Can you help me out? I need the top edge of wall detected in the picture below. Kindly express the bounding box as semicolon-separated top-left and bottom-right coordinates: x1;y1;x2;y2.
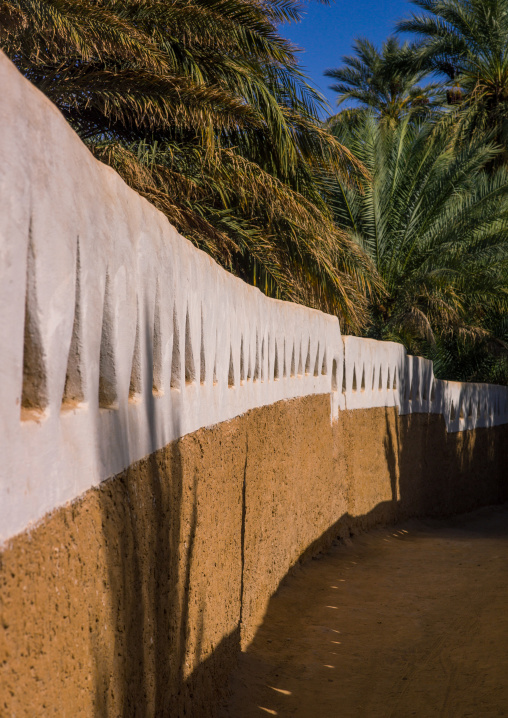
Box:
0;50;507;544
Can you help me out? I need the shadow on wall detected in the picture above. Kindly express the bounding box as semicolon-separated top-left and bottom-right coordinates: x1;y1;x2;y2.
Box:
88;366;507;717
93;311;219;716
329;403;507;540
392;408;507;522
92;439;248;718
321;411;504;555
0;357;504;716
91;304;252;717
92;444;224;717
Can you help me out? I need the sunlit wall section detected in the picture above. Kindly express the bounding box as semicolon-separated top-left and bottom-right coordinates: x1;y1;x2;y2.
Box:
1;49;507;546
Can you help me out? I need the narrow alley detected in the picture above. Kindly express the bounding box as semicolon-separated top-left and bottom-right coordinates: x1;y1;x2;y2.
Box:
223;505;508;718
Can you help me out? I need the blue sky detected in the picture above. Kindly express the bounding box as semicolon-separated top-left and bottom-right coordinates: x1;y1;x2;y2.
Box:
280;0;414;114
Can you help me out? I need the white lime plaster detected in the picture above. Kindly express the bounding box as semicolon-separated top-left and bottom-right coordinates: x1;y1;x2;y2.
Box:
341;336;508;432
0;51;507;544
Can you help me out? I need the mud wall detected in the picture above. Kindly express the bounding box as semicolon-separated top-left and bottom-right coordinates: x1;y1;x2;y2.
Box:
1;49;507;717
1;396;506;717
1;49;508;549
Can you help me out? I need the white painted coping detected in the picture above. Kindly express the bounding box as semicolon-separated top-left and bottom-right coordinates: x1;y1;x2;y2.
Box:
341;337;508;432
0;51;507;544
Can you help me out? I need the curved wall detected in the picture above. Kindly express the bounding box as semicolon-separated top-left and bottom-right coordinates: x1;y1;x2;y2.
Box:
0;51;507;547
0;52;340;545
0;398;506;718
0;51;507;717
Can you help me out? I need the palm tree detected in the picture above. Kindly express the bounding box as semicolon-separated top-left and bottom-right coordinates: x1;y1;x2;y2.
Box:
431;317;508;385
398;0;508;157
327;111;508;379
324;37;439;125
0;0;376;330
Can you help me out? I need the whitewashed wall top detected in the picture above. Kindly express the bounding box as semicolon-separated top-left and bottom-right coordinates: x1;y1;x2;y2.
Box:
1;52;507;544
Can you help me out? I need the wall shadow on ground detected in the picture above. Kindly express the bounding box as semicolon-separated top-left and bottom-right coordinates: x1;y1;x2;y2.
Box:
268;408;507;593
2;397;505;715
221;505;508;718
90;398;507;718
216;408;507;718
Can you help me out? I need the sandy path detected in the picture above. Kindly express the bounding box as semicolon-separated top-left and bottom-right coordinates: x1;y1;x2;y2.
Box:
221;505;508;718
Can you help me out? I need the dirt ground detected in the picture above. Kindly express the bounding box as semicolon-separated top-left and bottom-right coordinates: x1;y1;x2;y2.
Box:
221;505;508;718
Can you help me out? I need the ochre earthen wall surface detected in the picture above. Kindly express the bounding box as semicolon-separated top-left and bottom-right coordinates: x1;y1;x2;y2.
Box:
1;397;506;717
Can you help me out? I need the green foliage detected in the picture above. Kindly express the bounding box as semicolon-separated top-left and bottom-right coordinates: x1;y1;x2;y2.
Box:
0;0;376;330
325;36;441;125
3;0;506;380
399;0;508;158
328;110;508;382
